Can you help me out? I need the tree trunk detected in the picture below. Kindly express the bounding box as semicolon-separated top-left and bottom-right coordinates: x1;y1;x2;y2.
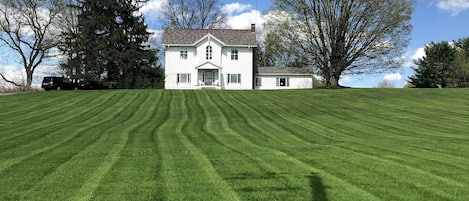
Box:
325;75;340;88
25;69;33;90
330;75;340;88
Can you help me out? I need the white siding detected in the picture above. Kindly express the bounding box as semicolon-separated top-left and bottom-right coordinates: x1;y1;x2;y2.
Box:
165;35;254;90
221;47;253;90
255;75;313;90
164;46;198;89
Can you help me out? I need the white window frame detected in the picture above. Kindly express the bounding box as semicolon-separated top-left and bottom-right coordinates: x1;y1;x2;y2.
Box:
180;49;188;59
206;46;212;60
177;73;191;83
228;74;241;84
231;49;238;60
276;77;290;87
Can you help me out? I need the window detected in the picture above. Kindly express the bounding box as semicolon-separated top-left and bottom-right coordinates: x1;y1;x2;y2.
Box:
255;77;262;87
276;77;290;87
228;74;241;84
180;49;187;59
231;49;238;60
206;46;212;60
177;73;190;83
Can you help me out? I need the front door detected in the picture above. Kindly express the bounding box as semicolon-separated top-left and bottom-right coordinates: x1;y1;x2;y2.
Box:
204;71;214;86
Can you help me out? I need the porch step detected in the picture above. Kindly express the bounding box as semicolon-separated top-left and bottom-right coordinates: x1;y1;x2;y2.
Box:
201;87;217;90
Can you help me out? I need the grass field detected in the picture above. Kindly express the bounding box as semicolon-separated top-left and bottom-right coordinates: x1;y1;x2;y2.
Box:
1;89;469;201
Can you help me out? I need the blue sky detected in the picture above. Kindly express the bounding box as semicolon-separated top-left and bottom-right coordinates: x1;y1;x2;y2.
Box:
2;0;469;88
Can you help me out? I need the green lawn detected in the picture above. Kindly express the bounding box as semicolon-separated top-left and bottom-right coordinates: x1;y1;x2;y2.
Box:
1;89;469;201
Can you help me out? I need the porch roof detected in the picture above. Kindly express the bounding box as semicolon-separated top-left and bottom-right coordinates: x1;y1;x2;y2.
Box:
195;62;222;70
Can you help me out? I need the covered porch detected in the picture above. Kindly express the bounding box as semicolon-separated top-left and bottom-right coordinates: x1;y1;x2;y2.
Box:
195;62;222;89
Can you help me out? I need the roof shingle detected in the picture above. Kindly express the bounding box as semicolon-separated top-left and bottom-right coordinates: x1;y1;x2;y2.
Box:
162;28;257;46
257;67;312;75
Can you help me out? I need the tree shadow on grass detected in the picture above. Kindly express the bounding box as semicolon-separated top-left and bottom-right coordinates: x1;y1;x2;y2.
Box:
309;172;329;201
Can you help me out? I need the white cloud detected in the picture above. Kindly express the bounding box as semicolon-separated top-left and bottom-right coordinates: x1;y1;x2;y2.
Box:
226;10;265;31
338;75;352;86
147;28;164;47
0;65;25;86
437;0;469;15
383;73;403;81
140;0;166;18
402;47;426;67
411;47;426;60
340;75;352;82
222;3;252;15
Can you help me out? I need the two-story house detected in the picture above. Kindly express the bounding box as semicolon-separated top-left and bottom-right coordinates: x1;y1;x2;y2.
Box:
162;24;313;90
163;24;257;90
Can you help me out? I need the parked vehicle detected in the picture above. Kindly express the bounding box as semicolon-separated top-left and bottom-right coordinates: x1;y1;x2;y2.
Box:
41;77;76;91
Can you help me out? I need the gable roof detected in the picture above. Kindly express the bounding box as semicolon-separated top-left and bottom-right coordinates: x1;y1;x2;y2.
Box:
257;67;313;75
163;29;257;46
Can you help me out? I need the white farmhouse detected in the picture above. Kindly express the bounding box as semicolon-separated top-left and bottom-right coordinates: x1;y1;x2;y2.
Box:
162;24;313;90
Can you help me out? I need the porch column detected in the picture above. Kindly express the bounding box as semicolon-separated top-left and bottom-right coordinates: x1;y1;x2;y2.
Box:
218;69;222;87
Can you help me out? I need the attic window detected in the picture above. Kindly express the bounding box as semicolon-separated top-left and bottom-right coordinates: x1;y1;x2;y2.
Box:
206;46;212;60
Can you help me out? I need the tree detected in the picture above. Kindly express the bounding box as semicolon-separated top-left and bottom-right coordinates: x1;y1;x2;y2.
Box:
450;38;469;87
271;0;414;88
160;0;227;29
263;10;305;68
0;0;66;89
61;0;163;89
375;80;395;88
409;41;456;88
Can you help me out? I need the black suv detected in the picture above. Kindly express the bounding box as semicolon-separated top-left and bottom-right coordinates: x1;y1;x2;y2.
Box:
41;77;73;91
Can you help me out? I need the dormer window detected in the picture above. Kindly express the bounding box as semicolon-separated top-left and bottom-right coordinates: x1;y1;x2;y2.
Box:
206;46;212;60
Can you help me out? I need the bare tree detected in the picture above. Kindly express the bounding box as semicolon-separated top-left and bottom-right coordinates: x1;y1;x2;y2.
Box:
376;80;395;88
263;10;307;68
272;0;414;88
160;0;227;29
0;0;65;89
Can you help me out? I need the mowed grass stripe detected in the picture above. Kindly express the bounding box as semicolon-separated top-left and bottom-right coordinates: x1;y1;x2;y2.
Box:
265;91;469;171
260;90;469;170
69;91;154;201
194;91;311;201
0;91;125;173
230;91;400;200
285;91;469;171
0;92;97;141
231;91;467;200
155;91;239;201
0;91;141;201
89;90;166;200
0;91;82;118
349;91;469;139
0;91;122;152
266;90;468;192
184;91;319;201
202;91;382;201
205;91;316;200
1;89;469;200
21;90;146;201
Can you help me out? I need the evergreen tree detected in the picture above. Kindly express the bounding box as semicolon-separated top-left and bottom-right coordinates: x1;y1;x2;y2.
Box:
409;41;456;88
451;38;469;87
61;0;163;89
